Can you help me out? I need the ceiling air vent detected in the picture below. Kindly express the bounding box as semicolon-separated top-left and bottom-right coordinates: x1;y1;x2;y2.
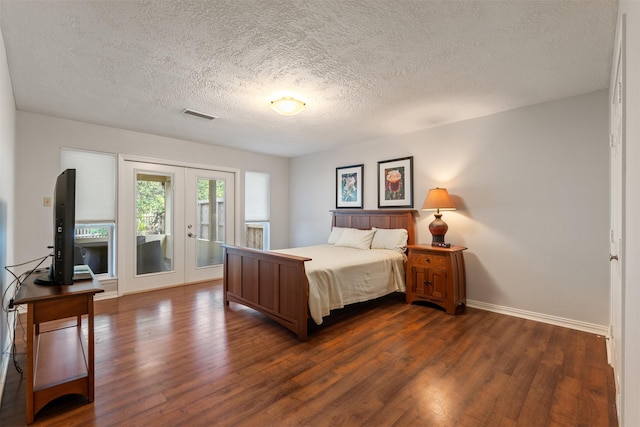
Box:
182;108;217;120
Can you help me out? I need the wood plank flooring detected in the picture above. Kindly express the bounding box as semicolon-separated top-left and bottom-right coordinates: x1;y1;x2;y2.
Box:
1;280;618;426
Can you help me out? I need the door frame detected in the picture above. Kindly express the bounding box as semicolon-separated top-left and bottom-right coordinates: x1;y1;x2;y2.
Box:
117;154;241;295
608;14;626;421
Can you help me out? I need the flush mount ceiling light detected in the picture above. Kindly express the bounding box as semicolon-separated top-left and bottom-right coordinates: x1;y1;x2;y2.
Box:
270;96;306;116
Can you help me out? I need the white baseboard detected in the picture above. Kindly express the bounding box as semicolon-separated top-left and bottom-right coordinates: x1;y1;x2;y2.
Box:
466;299;609;336
95;290;119;301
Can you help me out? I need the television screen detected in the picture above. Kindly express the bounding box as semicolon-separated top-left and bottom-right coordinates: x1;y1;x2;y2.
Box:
34;169;76;285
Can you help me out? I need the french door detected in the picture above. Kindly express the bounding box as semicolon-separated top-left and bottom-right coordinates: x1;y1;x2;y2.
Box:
120;161;235;294
609;23;624;416
184;168;235;282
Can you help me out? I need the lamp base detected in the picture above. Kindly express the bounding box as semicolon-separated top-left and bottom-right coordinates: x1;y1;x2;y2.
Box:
429;213;448;245
431;235;445;245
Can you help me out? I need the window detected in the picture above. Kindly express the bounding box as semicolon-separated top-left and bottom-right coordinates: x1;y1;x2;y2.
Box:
245;171;270;250
75;223;115;275
61;149;117;277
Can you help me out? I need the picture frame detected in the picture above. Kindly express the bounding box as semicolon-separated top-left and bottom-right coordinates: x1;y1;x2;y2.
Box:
377;156;413;208
336;164;364;209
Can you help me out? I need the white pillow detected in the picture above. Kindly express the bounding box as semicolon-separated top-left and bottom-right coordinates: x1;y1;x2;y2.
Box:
327;227;349;244
335;228;376;250
371;227;408;253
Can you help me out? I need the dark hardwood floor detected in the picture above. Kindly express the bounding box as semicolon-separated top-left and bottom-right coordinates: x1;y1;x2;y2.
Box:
1;280;618;426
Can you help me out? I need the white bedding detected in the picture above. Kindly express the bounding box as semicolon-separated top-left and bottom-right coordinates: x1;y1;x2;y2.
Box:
273;244;406;325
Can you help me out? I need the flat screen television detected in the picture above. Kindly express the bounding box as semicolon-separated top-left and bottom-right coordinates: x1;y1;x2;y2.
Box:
34;168;76;286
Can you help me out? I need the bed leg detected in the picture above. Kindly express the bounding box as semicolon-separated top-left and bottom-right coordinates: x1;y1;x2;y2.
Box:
296;318;309;341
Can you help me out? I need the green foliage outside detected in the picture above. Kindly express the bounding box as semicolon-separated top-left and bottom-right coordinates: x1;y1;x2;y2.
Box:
136;178;225;235
136;180;166;235
198;179;225;201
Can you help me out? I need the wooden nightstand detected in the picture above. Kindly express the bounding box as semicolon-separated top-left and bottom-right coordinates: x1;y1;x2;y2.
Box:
405;244;467;314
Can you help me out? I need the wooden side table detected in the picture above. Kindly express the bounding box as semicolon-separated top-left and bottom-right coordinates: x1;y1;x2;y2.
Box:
405;244;467;314
14;274;104;424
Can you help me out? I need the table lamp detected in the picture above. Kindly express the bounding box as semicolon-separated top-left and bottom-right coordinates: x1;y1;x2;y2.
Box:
421;187;456;245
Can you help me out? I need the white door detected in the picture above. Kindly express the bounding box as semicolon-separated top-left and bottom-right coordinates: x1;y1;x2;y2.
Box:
185;168;234;283
609;27;624;415
120;161;235;294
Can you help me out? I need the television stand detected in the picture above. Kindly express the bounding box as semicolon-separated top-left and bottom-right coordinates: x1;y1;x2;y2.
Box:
14;274;104;424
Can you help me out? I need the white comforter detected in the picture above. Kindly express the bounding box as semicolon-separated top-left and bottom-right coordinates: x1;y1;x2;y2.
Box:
274;245;406;325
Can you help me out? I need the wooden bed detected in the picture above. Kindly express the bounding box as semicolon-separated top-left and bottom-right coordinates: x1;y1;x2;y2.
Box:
223;210;416;340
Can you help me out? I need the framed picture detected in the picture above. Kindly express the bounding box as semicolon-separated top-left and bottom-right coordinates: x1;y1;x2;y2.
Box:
378;156;413;208
336;164;364;208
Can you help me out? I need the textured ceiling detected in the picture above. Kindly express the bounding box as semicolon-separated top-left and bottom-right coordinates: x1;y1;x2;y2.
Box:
0;0;617;158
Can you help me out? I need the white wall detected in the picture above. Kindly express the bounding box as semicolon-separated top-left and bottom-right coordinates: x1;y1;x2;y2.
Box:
14;111;290;267
618;2;640;426
0;21;16;398
290;91;609;328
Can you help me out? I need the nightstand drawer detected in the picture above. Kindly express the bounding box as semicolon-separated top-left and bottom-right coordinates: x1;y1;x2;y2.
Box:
406;244;467;315
411;253;448;269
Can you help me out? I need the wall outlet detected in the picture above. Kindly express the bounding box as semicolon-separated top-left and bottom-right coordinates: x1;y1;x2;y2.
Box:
43;197;52;207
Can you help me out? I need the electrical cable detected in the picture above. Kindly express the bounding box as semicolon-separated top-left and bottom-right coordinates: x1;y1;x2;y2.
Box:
2;254;51;311
11;315;23;375
2;253;52;374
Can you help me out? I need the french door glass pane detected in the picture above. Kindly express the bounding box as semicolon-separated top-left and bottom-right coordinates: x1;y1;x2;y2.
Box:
195;177;225;268
135;173;174;275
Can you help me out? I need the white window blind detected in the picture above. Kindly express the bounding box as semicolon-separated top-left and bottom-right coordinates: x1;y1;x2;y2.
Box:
61;149;116;222
245;171;270;221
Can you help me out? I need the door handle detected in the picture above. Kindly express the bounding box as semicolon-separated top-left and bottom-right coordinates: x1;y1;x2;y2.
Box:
188;232;196;238
610;254;619;261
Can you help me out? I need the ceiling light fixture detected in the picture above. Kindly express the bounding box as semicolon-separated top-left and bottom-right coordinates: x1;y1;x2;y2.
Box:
270;97;306;116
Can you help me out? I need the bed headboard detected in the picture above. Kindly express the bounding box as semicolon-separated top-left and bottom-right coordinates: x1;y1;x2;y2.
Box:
330;210;416;245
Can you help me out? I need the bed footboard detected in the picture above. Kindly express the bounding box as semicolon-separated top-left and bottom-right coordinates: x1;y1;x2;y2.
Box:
223;245;312;341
